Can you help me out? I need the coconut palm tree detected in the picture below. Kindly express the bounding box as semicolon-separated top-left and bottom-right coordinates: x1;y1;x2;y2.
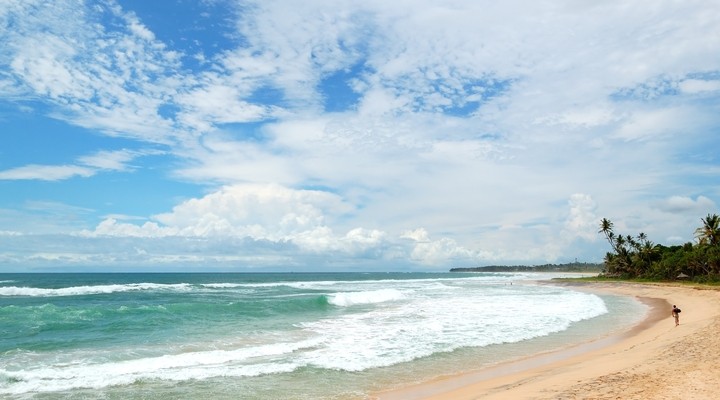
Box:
599;218;616;251
614;235;627;252
695;213;720;246
635;239;658;276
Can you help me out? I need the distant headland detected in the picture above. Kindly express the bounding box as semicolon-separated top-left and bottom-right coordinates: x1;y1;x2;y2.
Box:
450;262;603;273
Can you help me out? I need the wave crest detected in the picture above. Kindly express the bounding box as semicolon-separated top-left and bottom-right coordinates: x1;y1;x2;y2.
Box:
326;289;405;307
0;283;192;297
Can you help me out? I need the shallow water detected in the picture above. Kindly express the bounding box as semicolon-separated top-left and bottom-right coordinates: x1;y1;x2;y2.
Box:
0;272;646;399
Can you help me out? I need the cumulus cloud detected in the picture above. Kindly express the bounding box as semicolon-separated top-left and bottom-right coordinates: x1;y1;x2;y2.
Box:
564;194;598;241
155;184;351;237
85;184;345;238
78;184;481;267
400;228;476;265
83;184;393;259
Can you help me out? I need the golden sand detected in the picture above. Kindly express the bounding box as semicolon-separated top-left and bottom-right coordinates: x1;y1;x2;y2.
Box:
375;282;720;400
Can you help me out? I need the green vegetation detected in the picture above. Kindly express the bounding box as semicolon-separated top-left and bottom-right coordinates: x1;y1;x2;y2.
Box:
598;214;720;283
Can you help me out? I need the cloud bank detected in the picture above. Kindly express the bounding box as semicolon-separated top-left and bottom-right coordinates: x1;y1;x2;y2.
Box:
0;0;719;271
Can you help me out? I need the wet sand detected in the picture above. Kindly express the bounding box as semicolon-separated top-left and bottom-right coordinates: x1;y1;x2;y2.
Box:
375;282;720;400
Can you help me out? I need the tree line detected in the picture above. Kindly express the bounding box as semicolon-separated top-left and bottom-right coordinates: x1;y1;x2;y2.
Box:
599;214;720;282
450;262;603;273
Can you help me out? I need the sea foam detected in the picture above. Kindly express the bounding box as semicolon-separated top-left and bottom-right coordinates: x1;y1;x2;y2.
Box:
326;289;405;307
0;273;621;398
0;283;192;297
0;339;321;394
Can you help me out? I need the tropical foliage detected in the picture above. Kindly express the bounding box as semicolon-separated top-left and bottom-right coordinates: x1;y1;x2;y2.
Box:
599;213;720;282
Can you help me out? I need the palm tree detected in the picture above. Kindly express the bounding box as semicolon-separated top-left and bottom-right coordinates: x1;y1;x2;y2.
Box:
627;234;639;252
614;235;627;252
636;240;658;276
695;214;720;246
599;218;616;251
615;246;632;276
641;240;657;260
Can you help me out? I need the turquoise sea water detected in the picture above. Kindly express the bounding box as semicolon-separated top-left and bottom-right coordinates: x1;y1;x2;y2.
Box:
0;272;646;399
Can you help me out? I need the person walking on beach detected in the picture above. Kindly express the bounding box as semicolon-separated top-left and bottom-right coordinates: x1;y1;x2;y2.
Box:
672;305;681;326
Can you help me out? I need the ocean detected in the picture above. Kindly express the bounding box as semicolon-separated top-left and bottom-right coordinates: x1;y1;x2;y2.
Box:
0;272;646;399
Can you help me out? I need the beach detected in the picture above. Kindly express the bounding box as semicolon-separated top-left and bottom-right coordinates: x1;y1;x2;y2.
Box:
1;272;624;399
375;282;720;400
3;274;714;399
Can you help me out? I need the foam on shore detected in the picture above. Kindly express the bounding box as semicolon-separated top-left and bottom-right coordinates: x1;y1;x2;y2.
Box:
374;282;720;400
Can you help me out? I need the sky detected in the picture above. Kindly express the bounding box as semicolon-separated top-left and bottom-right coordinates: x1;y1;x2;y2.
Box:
1;0;719;272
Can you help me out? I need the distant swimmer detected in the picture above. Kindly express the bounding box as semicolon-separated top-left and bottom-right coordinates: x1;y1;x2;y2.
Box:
671;304;681;326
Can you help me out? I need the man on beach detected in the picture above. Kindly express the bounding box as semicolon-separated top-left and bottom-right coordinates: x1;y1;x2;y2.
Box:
672;305;681;326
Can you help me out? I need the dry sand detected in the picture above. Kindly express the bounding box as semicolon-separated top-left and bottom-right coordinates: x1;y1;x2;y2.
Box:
374;282;720;400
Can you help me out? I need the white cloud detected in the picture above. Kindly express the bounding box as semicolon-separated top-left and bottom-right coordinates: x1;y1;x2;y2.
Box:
535;105;618;129
9;35;80;99
174;84;277;131
0;164;95;181
408;236;474;265
400;228;476;265
127;19;155;42
612;107;694;142
78;149;153;171
87;183;353;240
91;218;174;238
400;228;430;243
0;149;156;181
679;79;720;94
657;196;716;214
1;0;720;269
1;0;182;142
564;194;599;241
79;185;483;266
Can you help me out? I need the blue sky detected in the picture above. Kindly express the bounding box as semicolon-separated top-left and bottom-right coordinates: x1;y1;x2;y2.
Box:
1;0;719;272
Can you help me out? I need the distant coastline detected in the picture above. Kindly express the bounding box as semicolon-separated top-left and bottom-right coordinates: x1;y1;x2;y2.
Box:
450;262;603;273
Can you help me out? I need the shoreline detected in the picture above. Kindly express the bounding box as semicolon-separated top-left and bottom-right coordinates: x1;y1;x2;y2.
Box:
374;282;720;400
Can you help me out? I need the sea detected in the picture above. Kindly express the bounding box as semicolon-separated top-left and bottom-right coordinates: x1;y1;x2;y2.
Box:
0;272;647;399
